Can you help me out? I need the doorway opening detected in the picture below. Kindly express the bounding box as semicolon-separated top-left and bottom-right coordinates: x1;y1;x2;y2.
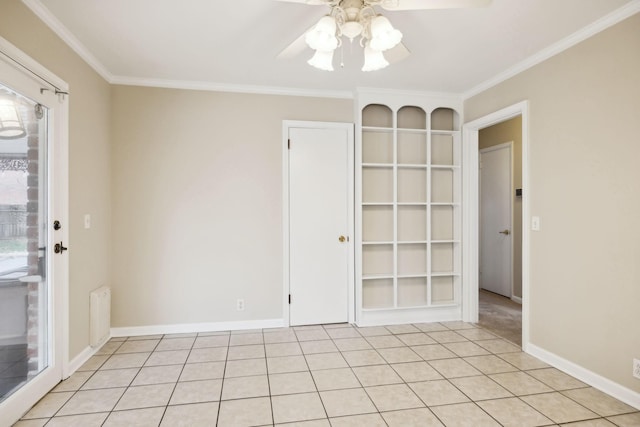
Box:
461;100;529;350
478;118;523;345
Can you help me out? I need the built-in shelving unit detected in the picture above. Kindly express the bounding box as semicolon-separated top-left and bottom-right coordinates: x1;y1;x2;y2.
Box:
356;92;463;326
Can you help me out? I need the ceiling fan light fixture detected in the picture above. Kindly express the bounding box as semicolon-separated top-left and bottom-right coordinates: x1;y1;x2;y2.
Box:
305;16;339;51
308;49;335;71
0;97;26;140
369;15;403;51
362;44;389;72
340;21;364;42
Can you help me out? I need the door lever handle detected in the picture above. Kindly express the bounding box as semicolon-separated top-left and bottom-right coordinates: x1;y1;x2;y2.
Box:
54;242;68;253
498;229;510;235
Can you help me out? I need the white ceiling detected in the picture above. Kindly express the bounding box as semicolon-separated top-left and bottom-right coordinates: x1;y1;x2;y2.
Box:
31;0;635;96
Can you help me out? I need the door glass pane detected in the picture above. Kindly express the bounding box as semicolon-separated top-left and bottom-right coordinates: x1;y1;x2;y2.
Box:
0;84;48;402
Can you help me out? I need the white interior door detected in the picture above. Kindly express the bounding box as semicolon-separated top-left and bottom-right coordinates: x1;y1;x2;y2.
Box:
288;124;352;326
480;143;512;297
0;44;68;425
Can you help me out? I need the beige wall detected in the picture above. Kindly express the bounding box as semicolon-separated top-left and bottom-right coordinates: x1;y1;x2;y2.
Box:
466;13;640;392
111;86;352;327
1;0;112;359
479;117;523;298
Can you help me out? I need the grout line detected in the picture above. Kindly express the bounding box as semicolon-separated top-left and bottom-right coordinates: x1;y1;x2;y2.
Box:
18;322;637;426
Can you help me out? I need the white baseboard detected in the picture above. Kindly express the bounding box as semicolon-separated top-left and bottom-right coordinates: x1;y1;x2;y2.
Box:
357;306;462;327
64;343;100;378
111;318;286;338
527;343;640;410
511;296;522;304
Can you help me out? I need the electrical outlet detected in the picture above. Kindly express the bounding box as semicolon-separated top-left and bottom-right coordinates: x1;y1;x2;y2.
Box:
236;299;245;311
633;358;640;379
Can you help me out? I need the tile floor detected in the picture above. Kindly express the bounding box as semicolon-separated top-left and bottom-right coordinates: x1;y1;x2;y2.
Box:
15;322;640;426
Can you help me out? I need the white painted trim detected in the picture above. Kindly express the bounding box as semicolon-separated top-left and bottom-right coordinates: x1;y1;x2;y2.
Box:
20;0;113;83
356;86;462;102
282;120;356;326
358;306;462;327
65;345;99;378
511;296;522;304
528;343;640;410
463;1;640;99
462;101;530;351
111;319;286;338
113;76;354;99
0;36;68;91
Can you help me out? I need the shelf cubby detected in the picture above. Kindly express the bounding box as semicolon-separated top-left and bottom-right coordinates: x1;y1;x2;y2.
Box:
362;167;393;203
363;129;394;164
362;244;393;277
397;243;427;276
397;205;427;242
431;276;455;305
363;279;394;309
431;133;454;166
398;277;428;307
397;168;427;203
362;205;393;242
431;205;454;241
431;169;454;203
397;130;427;165
431;242;455;273
431;107;456;132
362;104;393;128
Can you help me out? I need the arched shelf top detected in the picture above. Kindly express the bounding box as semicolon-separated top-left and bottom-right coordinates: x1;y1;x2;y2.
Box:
397;106;427;130
430;107;460;132
362;104;393;128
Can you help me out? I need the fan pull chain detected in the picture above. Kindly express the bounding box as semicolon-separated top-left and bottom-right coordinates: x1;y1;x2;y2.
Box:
340;43;345;68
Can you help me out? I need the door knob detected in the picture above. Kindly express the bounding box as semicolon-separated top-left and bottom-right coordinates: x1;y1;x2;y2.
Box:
498;229;510;235
338;236;346;243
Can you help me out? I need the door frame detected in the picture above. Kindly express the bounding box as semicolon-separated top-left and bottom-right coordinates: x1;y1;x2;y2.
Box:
461;101;530;350
0;36;69;423
479;141;514;298
282;120;355;326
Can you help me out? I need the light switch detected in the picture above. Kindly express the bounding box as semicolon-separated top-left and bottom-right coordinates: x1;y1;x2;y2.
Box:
531;216;540;231
84;214;91;229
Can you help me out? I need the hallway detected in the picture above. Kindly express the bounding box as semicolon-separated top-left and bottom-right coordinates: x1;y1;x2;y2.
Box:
478;290;522;346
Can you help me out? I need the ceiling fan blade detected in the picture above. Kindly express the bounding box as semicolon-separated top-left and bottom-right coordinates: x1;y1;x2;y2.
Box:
379;0;491;11
385;42;410;64
274;0;330;5
277;31;310;59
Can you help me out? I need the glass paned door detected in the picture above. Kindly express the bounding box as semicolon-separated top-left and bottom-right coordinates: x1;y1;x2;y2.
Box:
0;83;49;403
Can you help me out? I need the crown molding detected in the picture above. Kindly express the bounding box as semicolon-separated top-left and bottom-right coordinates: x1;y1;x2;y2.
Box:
110;75;355;99
462;0;640;100
21;0;114;83
356;86;463;102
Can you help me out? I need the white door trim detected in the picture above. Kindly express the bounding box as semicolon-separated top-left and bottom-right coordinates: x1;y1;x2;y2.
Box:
0;35;69;424
479;141;514;298
282;120;355;326
462;101;530;350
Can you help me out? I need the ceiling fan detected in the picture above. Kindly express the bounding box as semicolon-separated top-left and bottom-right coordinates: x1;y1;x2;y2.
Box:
276;0;492;71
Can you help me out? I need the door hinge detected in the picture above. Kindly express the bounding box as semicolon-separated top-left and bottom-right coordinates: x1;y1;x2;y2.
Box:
288;294;291;304
288;139;291;150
